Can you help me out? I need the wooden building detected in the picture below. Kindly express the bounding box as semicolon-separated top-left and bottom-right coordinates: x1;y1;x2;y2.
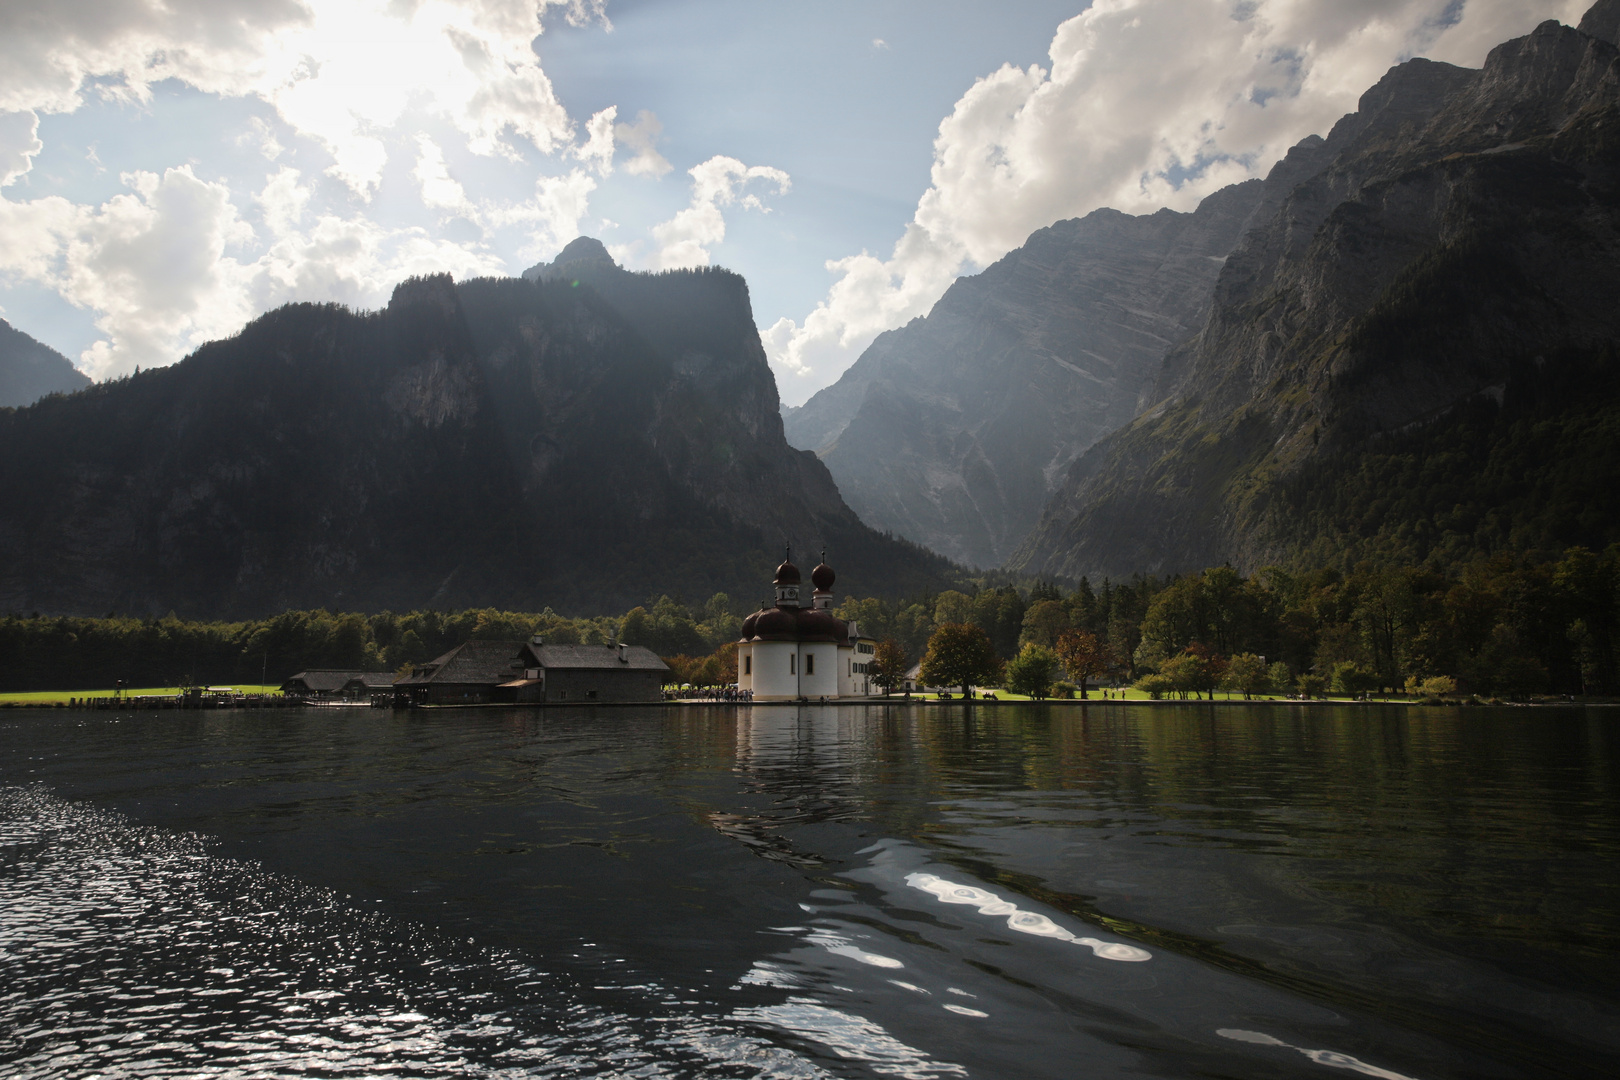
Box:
499;639;668;703
282;669;391;700
395;637;669;706
394;640;526;706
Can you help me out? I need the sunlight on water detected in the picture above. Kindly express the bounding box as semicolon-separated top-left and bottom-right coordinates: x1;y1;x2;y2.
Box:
0;784;832;1078
904;872;1152;961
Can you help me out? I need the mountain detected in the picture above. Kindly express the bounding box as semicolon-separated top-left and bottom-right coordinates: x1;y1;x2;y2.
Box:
1011;3;1620;581
782;183;1275;568
0;249;955;618
0;319;90;408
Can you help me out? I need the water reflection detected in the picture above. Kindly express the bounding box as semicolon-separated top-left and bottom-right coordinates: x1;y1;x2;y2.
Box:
2;703;1616;1079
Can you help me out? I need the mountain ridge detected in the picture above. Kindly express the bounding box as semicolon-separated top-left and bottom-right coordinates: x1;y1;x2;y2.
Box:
1010;3;1620;580
0;259;956;618
0;318;90;408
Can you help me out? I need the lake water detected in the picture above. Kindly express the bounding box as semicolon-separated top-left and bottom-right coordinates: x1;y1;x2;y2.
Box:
1;703;1616;1079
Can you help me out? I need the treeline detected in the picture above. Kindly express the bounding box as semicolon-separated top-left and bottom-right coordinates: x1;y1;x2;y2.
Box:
2;543;1615;696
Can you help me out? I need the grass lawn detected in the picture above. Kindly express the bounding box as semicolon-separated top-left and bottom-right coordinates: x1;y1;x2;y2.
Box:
902;688;1414;704
0;685;283;705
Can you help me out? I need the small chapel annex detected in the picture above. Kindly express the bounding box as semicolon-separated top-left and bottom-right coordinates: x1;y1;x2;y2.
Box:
736;552;877;700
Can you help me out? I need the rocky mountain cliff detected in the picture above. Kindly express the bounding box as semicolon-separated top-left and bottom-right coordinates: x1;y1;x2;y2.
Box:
1011;2;1620;581
0;248;954;618
782;183;1271;568
0;319;89;408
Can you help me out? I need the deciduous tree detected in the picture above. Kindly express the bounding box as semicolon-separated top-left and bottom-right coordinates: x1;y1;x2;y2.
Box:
919;623;1002;699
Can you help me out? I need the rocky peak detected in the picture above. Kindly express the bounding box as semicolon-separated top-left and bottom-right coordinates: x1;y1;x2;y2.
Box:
521;236;619;282
1580;0;1620;45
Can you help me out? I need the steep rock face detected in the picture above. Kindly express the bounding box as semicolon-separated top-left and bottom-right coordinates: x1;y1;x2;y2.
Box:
1011;6;1620;581
0;260;953;618
783;180;1267;568
0;319;89;408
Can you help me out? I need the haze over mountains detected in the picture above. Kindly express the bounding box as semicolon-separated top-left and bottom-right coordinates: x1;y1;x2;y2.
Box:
0;246;951;618
791;0;1620;582
0;319;90;409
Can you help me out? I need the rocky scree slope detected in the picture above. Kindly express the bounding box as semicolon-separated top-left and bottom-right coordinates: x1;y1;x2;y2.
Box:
0;253;953;618
1010;4;1620;581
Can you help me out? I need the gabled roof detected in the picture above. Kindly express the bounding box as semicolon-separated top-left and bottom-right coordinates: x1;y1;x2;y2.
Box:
283;669;381;693
396;639;524;686
342;672;397;690
521;642;669;671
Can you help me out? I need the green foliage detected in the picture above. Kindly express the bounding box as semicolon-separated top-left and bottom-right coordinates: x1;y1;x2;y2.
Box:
1005;644;1058;698
1134;673;1172;700
1222;653;1272;698
919;623;1003;696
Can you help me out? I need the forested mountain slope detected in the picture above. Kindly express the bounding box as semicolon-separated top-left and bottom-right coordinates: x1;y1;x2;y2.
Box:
0;318;89;408
0;251;954;618
1012;2;1620;581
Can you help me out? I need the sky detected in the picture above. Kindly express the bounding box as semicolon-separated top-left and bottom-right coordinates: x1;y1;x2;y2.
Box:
0;0;1591;405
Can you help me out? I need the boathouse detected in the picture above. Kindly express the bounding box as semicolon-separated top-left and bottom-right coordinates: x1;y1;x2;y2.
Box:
282;669;392;700
498;639;668;703
394;640;526;705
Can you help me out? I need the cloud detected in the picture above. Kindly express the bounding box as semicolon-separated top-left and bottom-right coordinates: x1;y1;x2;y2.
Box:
641;155;789;270
872;38;890;50
576;105;618;173
0;111;43;187
766;0;1589;397
0;166;256;378
413;135;475;216
614;109;672;178
0;0;607;198
0;163;513;379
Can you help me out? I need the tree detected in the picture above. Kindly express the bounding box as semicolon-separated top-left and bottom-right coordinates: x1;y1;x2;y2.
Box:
1161;653;1207;700
1297;672;1326;698
1054;629;1112;699
1330;660;1378;696
1005;643;1058;698
1222;652;1271;699
1020;600;1070;650
919;623;1002;699
872;638;909;696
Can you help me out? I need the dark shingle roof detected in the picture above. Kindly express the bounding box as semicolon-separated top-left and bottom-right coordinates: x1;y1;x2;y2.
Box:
397;640;524;686
343;672;397;690
283;669;382;693
526;643;669;671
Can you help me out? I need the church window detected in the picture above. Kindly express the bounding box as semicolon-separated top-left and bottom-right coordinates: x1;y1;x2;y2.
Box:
806;653;815;676
744;655;752;675
790;654;796;675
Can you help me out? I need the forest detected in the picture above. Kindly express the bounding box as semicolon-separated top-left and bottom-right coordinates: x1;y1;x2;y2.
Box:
2;542;1614;699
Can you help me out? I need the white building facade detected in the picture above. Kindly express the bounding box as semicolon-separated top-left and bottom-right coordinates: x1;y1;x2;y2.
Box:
736;554;876;701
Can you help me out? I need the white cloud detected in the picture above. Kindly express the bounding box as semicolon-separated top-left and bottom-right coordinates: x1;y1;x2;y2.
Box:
0;0;607;198
0;111;43;187
485;167;599;261
614;109;672;178
0;163;512;379
766;0;1589;397
413;135;475;215
576;105;617;173
642;155;789;270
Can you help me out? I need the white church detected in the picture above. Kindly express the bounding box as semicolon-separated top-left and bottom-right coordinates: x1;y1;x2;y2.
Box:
736;552;877;700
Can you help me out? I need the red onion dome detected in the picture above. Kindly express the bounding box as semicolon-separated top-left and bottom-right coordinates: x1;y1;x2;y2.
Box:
810;561;835;592
745;607;845;644
774;559;801;586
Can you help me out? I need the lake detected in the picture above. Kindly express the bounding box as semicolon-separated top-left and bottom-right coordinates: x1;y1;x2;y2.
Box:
1;703;1615;1078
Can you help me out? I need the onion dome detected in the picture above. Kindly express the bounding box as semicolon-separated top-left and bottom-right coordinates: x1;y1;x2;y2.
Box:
745;606;845;644
774;558;801;586
811;560;835;592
